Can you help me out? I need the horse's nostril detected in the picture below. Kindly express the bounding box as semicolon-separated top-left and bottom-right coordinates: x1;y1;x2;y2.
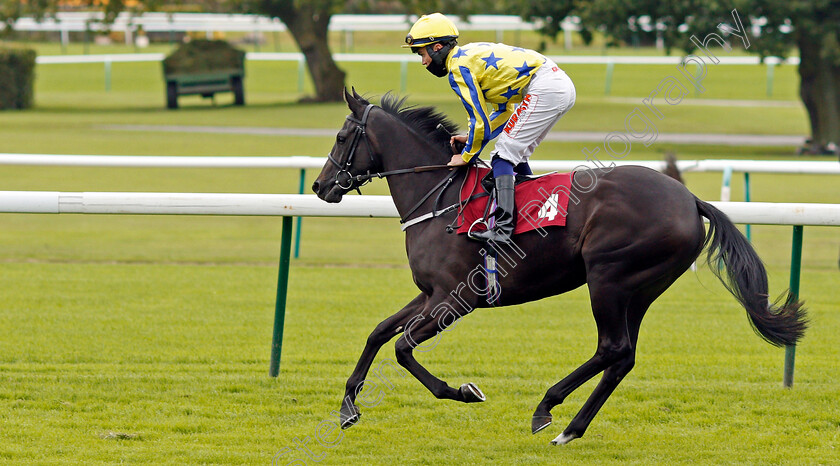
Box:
311;181;320;193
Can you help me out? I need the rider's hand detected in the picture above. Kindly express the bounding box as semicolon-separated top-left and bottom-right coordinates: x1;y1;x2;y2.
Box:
447;153;468;167
450;134;467;155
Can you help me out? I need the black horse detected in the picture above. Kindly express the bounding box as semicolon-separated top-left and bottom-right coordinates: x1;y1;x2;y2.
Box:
312;90;807;445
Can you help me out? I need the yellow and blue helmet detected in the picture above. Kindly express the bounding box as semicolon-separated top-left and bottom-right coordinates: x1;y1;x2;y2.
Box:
403;13;459;50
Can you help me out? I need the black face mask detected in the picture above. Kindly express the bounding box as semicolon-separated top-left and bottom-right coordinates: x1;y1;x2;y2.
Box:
425;43;453;78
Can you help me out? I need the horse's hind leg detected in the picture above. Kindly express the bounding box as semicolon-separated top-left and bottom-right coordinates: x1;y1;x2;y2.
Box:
393;297;486;404
339;293;427;429
531;287;635;436
551;292;653;445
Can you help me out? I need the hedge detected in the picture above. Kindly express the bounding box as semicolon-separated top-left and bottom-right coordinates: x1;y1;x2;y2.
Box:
0;47;36;110
163;39;245;75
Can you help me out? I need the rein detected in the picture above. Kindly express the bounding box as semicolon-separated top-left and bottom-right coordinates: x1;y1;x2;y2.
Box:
352;163;452;184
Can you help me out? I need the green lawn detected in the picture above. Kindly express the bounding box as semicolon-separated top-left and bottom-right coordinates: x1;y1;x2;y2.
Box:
0;261;838;464
0;38;838;465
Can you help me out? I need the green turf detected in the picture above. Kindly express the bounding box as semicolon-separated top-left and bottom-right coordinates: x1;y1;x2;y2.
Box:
0;37;838;465
0;262;837;465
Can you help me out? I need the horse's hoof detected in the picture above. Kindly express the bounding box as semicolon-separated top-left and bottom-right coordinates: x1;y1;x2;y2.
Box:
339;402;361;430
459;383;486;403
531;415;552;434
550;432;578;445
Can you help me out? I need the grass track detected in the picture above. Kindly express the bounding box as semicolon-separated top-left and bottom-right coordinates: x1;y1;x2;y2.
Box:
1;263;838;464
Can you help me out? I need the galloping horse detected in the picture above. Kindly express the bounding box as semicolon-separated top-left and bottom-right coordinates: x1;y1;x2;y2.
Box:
312;90;807;445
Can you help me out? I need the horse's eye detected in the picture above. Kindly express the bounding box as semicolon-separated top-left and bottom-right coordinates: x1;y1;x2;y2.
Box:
337;136;346;144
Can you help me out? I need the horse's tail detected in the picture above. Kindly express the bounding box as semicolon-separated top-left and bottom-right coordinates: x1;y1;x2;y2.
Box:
695;197;808;346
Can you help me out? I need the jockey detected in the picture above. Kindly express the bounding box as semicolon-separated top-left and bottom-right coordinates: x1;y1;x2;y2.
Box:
403;12;576;244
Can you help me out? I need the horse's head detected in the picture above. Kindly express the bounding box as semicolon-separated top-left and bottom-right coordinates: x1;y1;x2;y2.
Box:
312;89;383;203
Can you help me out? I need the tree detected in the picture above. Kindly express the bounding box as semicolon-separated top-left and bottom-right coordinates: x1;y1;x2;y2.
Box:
1;1;51;34
515;0;840;154
751;0;840;154
514;0;577;45
399;0;507;16
1;0;349;102
243;0;346;102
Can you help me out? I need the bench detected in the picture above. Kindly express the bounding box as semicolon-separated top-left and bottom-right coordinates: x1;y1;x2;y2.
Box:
165;69;244;109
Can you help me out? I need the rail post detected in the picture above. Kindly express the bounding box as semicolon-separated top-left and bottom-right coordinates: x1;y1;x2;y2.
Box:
269;216;294;377
766;62;775;97
104;59;112;92
294;169;305;258
744;172;751;241
783;225;803;388
720;165;732;202
400;60;408;93
604;60;614;95
297;56;306;93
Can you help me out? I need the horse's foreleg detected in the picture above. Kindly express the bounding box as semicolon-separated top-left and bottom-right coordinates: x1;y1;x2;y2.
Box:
393;298;485;404
340;293;427;429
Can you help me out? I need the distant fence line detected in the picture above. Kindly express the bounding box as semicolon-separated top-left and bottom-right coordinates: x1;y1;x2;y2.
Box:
6;13;539;34
5;13;557;50
1;12;792;53
35;52;798;95
35;52;800;66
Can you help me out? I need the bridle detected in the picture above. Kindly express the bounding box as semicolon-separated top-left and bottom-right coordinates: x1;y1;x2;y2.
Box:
326;103;465;226
328;104;453;189
327;104;377;191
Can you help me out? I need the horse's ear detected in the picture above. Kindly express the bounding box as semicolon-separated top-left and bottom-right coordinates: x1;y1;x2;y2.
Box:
352;87;363;100
344;87;365;115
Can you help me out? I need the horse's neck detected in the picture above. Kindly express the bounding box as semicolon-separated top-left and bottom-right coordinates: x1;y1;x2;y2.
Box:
385;170;461;219
380;138;458;219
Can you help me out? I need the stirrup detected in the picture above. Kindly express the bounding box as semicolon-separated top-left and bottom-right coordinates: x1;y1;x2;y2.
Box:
466;218;491;241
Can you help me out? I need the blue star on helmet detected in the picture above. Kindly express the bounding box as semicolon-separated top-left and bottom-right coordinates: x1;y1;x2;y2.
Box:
514;61;536;78
500;86;520;99
481;52;502;70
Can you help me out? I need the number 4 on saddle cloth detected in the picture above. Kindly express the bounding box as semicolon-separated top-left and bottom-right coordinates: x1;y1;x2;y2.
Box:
457;166;575;237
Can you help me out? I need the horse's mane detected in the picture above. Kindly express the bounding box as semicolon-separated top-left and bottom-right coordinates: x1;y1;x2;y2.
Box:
359;92;460;155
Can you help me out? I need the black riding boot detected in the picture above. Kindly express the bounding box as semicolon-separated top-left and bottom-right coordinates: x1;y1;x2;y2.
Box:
471;174;516;244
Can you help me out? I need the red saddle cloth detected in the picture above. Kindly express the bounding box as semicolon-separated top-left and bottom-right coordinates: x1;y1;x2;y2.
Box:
457;167;574;235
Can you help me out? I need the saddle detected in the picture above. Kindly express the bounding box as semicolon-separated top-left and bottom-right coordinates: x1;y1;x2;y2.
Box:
456;166;575;236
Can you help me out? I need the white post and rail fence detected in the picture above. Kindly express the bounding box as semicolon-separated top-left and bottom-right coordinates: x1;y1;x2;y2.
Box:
1;191;838;386
2;154;838;257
